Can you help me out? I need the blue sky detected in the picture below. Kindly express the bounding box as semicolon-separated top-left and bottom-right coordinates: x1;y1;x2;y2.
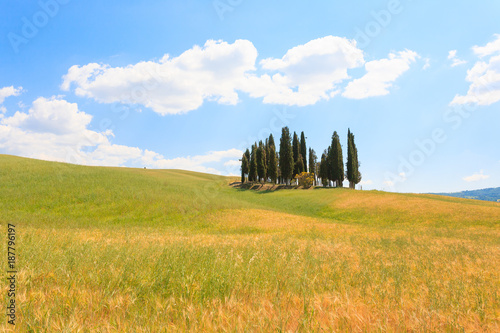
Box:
1;0;499;193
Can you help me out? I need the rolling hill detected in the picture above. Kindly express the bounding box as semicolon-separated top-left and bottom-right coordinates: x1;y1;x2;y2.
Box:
1;154;499;331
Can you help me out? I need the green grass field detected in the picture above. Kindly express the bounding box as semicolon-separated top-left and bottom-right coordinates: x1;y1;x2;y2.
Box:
1;154;499;331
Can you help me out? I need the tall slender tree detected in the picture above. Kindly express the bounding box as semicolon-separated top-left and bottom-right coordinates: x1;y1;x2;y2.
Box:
257;141;267;182
268;133;276;149
296;154;305;175
267;144;278;184
241;154;249;183
319;152;329;187
244;148;250;164
279;127;294;185
346;129;362;189
329;131;344;187
300;131;307;173
309;148;317;185
249;143;257;182
292;132;300;177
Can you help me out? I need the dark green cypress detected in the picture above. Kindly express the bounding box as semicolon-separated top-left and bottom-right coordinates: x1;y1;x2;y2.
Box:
292;132;300;176
244;148;250;164
296;154;304;175
257;141;267;182
300;131;307;173
279;127;294;185
347;129;362;189
267;144;278;184
249;143;257;182
309;148;317;184
241;154;249;183
319;152;329;187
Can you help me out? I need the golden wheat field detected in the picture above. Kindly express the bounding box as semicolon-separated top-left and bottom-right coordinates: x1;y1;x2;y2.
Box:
1;155;499;332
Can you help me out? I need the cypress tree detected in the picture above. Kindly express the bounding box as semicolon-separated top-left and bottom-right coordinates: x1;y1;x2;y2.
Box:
292;132;300;176
309;148;317;185
346;129;362;189
267;144;278;184
331;131;344;187
268;133;275;149
296;154;305;175
244;148;250;164
257;141;267;182
249;143;257;182
319;152;329;187
241;154;249;183
326;146;333;185
300;131;307;173
279;127;294;185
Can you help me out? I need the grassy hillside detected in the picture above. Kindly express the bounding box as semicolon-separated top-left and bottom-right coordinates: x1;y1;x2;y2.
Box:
1;155;499;331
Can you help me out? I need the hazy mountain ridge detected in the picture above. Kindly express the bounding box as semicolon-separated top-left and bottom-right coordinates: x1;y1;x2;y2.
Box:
432;187;500;202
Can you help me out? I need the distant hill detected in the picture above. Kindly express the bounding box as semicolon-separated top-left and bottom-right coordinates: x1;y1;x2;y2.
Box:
432;187;500;202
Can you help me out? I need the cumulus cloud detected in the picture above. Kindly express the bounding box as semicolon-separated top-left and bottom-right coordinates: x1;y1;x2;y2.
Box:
61;36;418;114
472;34;500;58
242;36;364;105
0;96;241;174
463;170;490;182
450;34;500;106
0;86;23;106
61;39;258;115
447;50;467;67
342;50;419;99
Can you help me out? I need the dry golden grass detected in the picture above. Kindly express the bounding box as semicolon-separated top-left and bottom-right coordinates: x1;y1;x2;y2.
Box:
1;155;499;331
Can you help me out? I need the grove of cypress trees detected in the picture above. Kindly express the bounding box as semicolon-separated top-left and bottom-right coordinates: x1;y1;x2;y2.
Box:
300;131;307;173
279;127;294;185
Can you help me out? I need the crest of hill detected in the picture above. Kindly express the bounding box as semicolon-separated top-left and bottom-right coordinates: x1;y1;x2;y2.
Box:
0;154;498;229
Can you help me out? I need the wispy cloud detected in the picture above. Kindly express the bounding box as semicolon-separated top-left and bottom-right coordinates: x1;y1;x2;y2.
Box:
342;50;419;99
447;50;467;67
450;34;500;106
463;170;489;182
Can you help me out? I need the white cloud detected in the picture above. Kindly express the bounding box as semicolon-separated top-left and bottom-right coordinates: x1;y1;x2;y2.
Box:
0;86;22;105
463;170;490;182
422;58;430;70
0;96;241;174
359;179;373;185
223;159;240;167
472;34;500;58
383;180;394;187
447;50;467;67
61;39;258;115
242;36;364;106
451;35;500;106
62;36;418;114
342;50;419;99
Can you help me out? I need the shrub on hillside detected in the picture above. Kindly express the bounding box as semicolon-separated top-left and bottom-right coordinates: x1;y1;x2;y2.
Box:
295;172;314;188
